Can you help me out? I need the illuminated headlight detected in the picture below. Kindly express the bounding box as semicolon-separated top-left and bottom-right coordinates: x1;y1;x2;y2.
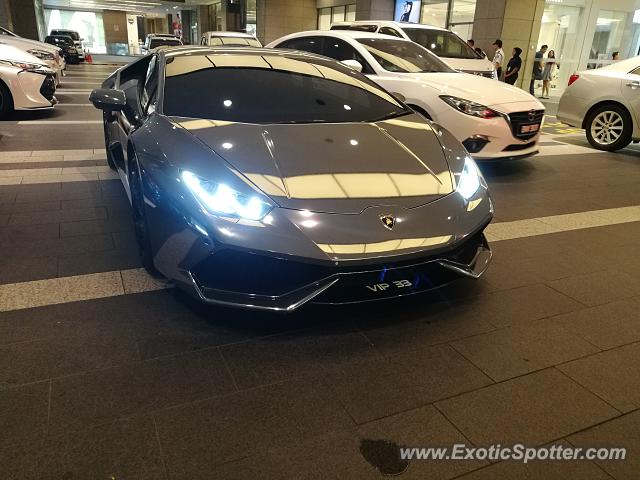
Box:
0;59;44;71
182;171;272;221
457;158;482;200
440;95;498;119
28;49;54;61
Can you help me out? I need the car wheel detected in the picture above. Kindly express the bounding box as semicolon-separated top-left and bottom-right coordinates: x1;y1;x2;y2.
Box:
103;113;117;171
129;158;163;278
585;104;632;151
0;81;14;120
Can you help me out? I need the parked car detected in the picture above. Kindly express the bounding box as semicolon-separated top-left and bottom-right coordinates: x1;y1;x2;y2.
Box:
45;35;80;64
89;45;492;311
0;43;57;118
200;31;262;47
331;21;495;78
557;56;640;151
141;34;182;54
49;29;84;61
0;26;65;84
269;31;544;161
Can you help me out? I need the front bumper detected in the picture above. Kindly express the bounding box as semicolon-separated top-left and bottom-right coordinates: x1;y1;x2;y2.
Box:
184;229;491;312
434;105;544;160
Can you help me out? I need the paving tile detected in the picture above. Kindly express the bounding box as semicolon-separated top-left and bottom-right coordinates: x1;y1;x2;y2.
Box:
32;416;167;480
0;381;49;448
549;299;640;349
0;333;139;386
0;257;58;283
451;321;599;382
156;379;352;478
121;268;169;294
213;406;484;480
568;410;640;480
8;207;107;225
0;201;60;214
57;249;141;277
50;347;235;431
221;327;377;390
60;217;133;236
559;343;640;413
0;223;60;244
2;233;115;258
549;270;640;306
435;369;617;446
315;344;492;425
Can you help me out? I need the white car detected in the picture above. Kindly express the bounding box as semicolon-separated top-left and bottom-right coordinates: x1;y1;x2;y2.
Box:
200;31;262;47
0;44;57;118
557;56;640;152
141;34;182;54
0;27;65;85
268;31;544;161
331;21;495;78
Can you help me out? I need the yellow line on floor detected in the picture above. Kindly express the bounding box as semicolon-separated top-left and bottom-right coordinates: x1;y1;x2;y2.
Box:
0;205;638;312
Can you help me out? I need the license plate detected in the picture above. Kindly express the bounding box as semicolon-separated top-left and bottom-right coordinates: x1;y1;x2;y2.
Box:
520;123;540;134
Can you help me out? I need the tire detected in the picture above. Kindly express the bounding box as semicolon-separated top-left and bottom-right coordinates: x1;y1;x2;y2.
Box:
103;113;117;171
0;81;14;120
585;103;632;152
128;157;162;278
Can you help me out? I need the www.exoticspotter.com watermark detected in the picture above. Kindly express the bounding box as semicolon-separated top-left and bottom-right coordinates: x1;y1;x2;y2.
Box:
399;444;627;463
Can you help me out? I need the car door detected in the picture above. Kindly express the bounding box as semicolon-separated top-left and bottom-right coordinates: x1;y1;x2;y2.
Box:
622;65;640;132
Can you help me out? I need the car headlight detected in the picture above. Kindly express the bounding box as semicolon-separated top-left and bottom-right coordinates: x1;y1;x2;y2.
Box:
28;49;54;61
182;171;273;221
457;158;482;200
440;95;499;119
0;59;44;71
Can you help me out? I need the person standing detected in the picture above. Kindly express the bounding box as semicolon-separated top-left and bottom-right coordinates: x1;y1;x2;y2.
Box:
504;47;522;85
492;39;504;80
529;44;548;95
541;49;558;98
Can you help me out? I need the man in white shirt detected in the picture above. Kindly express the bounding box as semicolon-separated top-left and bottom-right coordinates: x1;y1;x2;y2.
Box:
492;39;504;80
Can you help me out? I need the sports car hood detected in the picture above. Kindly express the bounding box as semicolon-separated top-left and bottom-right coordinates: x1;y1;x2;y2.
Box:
173;114;454;214
402;72;542;109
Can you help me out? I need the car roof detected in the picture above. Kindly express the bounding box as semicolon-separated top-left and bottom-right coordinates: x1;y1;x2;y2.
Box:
337;20;449;32
160;45;332;62
203;31;257;38
281;29;412;41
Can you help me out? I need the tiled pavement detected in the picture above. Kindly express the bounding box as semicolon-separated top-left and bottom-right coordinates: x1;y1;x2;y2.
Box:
1;64;640;479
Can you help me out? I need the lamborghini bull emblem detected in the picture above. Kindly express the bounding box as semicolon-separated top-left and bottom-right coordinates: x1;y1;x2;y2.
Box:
380;214;396;230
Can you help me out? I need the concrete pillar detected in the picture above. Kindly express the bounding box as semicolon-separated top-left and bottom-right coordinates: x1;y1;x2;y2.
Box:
472;0;545;89
7;0;40;40
256;0;316;45
355;0;394;21
0;0;14;31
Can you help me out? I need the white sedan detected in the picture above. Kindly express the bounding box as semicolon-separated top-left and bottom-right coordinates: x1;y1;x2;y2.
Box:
557;56;640;151
268;31;544;161
0;44;57;118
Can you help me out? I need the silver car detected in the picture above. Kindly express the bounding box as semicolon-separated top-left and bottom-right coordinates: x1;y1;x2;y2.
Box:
557;56;640;151
90;46;493;311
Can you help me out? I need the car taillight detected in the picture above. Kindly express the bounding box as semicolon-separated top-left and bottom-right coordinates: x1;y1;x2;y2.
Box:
568;74;579;86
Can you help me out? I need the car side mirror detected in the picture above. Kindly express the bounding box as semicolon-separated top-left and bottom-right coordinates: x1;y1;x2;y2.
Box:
390;92;406;103
89;88;126;112
341;59;363;72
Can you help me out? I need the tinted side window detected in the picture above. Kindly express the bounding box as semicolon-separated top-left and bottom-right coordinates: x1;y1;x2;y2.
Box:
141;56;159;114
277;37;323;55
379;27;403;38
321;38;374;74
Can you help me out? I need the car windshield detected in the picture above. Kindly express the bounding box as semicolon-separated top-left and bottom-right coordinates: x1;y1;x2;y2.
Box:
149;38;181;49
53;30;80;41
163;54;409;124
401;28;480;60
209;37;261;47
357;38;454;73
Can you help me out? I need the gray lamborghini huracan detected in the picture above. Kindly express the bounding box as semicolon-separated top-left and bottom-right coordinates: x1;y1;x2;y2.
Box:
90;46;493;311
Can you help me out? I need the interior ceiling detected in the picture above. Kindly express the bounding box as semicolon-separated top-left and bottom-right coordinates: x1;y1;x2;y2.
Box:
43;0;215;14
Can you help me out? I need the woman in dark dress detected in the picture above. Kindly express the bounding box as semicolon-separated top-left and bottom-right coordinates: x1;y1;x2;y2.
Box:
504;47;522;85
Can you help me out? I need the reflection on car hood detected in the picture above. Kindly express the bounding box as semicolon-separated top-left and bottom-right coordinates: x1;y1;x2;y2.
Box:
173;113;454;214
400;72;542;109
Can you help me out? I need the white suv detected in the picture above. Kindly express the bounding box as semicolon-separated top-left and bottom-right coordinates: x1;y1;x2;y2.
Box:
200;31;262;47
331;21;495;79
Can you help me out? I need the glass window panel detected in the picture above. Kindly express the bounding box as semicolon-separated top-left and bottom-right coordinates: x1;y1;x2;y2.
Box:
318;7;331;30
346;4;357;22
450;0;476;24
419;1;448;27
332;6;346;23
